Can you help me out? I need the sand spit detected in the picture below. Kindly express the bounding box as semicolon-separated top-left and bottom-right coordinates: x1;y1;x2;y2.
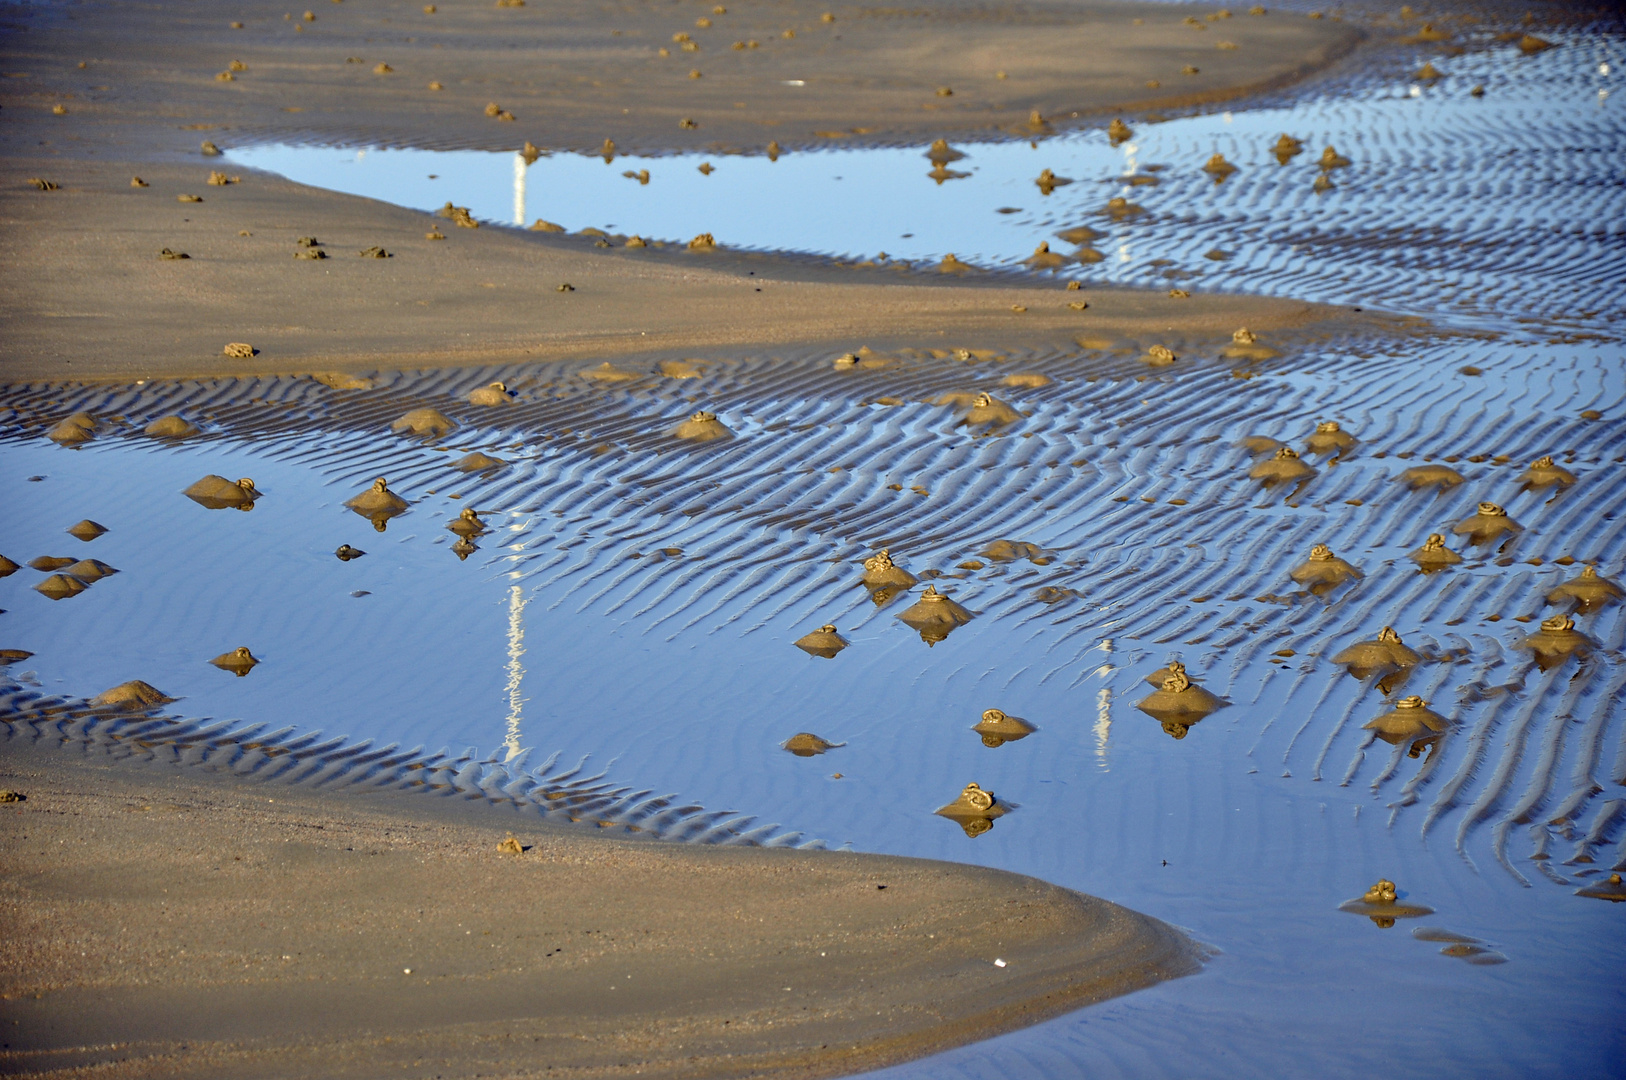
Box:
0;747;1199;1080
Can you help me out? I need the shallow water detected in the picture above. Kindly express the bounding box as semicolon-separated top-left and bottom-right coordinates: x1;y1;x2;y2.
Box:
7;19;1626;1080
229;28;1624;333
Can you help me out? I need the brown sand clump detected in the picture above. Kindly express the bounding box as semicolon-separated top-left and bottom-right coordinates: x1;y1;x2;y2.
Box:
91;680;175;710
0;555;21;578
1576;874;1626;902
467;381;514;405
1546;566;1622;613
1517;34;1553;54
935;253;972;274
1332;626;1422;679
782;732;843;756
1289;543;1362;592
926;138;966;163
31;556;76;571
962;392;1022;428
580;362;642;383
451;536;480;561
1222;327;1280;360
1364;696;1448;753
47;412;97;444
1056;225;1103;245
1517;614;1593;670
673;411;733;442
1339;879;1433;926
144;415;201;439
178;194;203;203
1024;242;1069;271
1319;145;1351;168
223;342;255;359
1001;373;1051;389
1108;118;1133;145
335;544;366;561
1305;420;1356;457
1249;446;1315;486
1202;153;1238;179
1397;464;1465;491
313;372;376;391
981;539;1046;564
345;477;410;522
130;176;150;187
861;549;917;590
497;835;524;854
1102;197;1144;220
1135;663;1225;739
1408;533;1463;571
210;646;260;675
183;475;260;509
934;781;1007;837
658;359;703;379
897;585;974;645
447;507;488;537
972;708;1036;747
1452;501;1521;545
794;624;848;659
206;170;236;186
391;408;456;439
68;520;108;542
528;218;565;232
35;574;88;600
1035;169;1071;195
436;202;479;228
62;558;117;581
688;233;717;250
454;451;507;473
0;646;32;661
159;247;189;260
1274;133;1303;163
1238;434;1285;455
1520;455;1577;489
1140;345;1177;367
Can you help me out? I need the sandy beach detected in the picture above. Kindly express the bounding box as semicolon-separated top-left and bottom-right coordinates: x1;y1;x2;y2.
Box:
0;744;1198;1079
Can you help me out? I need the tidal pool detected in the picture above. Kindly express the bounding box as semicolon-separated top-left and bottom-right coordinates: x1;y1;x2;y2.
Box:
5;19;1625;1080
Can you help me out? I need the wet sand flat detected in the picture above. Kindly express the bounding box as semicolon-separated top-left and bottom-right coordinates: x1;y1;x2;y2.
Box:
2;0;1362;154
0;745;1198;1079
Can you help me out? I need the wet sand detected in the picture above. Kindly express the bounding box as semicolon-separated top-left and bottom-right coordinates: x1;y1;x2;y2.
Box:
0;744;1198;1079
0;0;1375;383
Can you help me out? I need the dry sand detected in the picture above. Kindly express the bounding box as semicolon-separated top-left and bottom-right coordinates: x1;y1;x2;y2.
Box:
0;745;1199;1079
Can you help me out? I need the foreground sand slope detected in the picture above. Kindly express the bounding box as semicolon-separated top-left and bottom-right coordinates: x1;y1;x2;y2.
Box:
0;746;1199;1079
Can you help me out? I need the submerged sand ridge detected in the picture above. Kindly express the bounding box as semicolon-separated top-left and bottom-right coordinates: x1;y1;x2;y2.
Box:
0;746;1199;1080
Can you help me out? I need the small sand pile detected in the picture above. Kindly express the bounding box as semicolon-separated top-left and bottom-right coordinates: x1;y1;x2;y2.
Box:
794;624;848;658
46;412;96;444
1202;153;1237;178
1249;446;1315;486
1396;464;1464;490
145;415;201;438
962;392;1021;428
1340;880;1433;926
454;452;506;473
63;558;116;581
934;782;1006;837
672;411;732;442
782;732;843;756
1136;662;1225;738
1141;345;1176;367
467;381;513;406
447;507;487;537
1305;420;1356;457
30;556;75;571
223;342;255;358
1024;242;1069;271
91;680;175;710
1289;543;1362;592
391;408;456;438
1408;533;1462;570
1546;566;1622;613
972;708;1036;747
861;549;917;590
1520;455;1576;489
1332;627;1422;679
346;477;410;522
980;540;1045;564
210;646;260;675
183;475;260;509
34;574;88;600
1363;696;1448;750
1452;501;1521;545
658;360;703;379
897;585;974;645
1517;614;1592;669
0;555;19;578
580;362;641;383
67;520;107;542
335;545;366;561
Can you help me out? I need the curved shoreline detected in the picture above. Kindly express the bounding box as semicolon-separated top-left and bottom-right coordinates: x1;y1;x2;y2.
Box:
0;740;1201;1080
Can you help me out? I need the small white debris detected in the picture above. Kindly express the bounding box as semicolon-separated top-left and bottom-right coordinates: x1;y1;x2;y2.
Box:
403;967;412;974
994;958;1007;968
